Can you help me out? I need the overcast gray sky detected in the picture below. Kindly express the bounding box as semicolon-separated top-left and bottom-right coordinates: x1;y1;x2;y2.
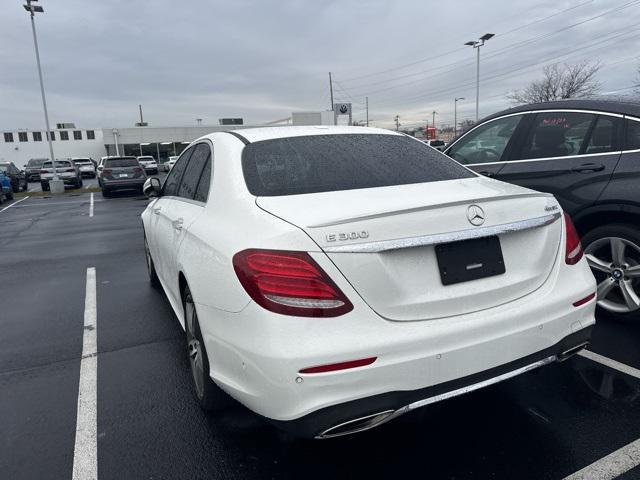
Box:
1;0;639;130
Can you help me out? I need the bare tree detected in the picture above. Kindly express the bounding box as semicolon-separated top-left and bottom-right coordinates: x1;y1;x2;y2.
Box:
507;60;602;105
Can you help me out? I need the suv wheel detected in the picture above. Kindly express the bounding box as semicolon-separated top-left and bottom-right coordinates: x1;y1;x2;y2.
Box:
183;286;233;411
101;188;110;198
583;224;640;321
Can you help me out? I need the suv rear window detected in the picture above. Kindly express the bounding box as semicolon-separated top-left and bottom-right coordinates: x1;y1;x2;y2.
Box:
105;158;138;168
242;134;474;196
43;160;72;167
27;159;45;167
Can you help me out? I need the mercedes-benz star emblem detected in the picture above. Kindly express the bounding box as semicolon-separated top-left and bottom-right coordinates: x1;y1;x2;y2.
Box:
467;205;485;226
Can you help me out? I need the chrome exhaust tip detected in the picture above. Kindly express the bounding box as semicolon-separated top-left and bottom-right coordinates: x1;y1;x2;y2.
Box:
558;342;589;362
315;410;396;439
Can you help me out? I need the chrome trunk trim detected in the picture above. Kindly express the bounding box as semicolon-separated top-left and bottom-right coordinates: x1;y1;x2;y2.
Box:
323;212;562;253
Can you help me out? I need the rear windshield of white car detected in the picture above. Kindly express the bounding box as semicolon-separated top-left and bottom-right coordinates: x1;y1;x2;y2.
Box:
43;160;72;167
241;134;475;196
105;158;139;168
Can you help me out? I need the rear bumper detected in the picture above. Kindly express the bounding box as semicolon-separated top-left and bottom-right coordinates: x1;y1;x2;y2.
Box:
41;177;78;186
26;172;40;180
273;326;592;438
194;245;596;435
102;178;145;190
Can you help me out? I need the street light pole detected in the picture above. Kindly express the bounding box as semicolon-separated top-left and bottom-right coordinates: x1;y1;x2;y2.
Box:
24;0;59;183
465;33;494;122
454;97;465;138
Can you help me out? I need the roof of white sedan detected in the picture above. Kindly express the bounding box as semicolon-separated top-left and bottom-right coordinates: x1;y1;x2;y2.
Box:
206;125;402;144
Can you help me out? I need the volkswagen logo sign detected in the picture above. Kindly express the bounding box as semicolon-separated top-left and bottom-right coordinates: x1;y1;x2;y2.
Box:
467;205;485;226
339;104;349;114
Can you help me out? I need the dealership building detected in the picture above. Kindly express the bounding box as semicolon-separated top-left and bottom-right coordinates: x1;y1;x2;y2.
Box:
0;105;353;169
0;122;253;169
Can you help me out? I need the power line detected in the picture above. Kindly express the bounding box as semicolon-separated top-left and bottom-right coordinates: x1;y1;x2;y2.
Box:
368;25;640;109
338;0;640;98
338;0;600;85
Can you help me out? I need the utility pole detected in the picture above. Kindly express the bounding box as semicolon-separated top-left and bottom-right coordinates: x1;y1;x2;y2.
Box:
24;0;60;190
329;72;334;111
432;111;437;131
365;97;369;127
139;104;144;124
465;33;494;122
394;115;400;131
454;97;465;137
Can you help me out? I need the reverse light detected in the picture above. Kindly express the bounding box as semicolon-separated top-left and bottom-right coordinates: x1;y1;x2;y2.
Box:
233;249;353;317
564;212;583;265
299;357;377;374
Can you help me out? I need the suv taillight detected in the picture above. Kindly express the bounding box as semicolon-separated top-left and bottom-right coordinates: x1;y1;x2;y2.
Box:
102;169;112;176
564;212;583;265
40;169;50;173
233;249;353;317
133;167;143;173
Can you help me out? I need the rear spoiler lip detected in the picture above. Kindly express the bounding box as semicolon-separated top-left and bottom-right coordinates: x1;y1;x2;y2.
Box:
323;212;562;254
306;192;555;229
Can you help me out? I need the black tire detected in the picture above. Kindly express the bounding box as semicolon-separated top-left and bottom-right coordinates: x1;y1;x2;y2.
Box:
12;183;19;193
144;236;160;288
582;223;640;322
6;190;13;200
183;285;233;411
78;178;83;188
41;182;49;192
101;188;111;198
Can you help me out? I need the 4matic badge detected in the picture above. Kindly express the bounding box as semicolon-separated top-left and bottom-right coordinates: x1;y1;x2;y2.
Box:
326;231;369;242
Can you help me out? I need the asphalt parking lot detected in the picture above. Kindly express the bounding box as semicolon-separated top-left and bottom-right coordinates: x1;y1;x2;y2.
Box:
1;191;639;480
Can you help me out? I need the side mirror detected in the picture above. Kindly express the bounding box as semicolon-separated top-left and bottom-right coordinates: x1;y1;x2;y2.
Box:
143;177;162;198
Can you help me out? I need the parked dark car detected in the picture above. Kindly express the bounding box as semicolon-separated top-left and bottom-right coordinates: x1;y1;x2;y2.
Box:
25;158;46;181
0;162;28;192
445;98;640;321
98;156;147;197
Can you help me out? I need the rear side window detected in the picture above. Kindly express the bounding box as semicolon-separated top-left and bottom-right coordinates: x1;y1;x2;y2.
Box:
194;156;212;202
105;158;138;168
584;116;621;154
177;143;211;200
520;112;595;159
242;134;474;196
163;147;193;196
448;115;523;165
43;160;72;168
625;119;640;150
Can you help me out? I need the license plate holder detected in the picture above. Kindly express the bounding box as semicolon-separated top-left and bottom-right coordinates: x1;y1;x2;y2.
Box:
435;235;505;286
119;173;130;178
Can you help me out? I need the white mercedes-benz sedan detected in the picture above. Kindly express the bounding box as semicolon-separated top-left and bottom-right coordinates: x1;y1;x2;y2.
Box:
141;126;596;439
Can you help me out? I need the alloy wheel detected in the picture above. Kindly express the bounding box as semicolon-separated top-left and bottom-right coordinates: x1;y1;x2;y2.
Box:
185;295;205;399
585;236;640;313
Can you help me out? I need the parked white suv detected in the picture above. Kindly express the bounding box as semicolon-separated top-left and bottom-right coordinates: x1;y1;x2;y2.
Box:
141;126;596;439
137;156;158;175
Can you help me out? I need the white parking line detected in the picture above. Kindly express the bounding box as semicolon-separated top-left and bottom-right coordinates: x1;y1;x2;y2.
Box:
578;349;640;379
89;193;94;217
563;437;640;480
0;195;29;213
72;267;98;480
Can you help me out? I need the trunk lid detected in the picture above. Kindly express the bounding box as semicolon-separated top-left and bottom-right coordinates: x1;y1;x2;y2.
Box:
256;177;562;321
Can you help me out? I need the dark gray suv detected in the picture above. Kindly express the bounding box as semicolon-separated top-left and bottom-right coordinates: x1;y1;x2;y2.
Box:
98;156;147;197
446;98;640;321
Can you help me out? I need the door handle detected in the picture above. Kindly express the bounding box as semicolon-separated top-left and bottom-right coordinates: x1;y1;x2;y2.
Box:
477;170;495;177
572;163;605;173
153;206;162;215
172;218;184;231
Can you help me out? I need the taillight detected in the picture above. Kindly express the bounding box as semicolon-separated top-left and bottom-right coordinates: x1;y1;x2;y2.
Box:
564;212;583;265
133;167;143;173
233;249;353;317
102;169;112;175
66;168;75;172
40;169;50;173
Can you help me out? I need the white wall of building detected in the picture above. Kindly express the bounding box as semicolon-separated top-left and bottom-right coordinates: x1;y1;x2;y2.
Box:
0;128;105;169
